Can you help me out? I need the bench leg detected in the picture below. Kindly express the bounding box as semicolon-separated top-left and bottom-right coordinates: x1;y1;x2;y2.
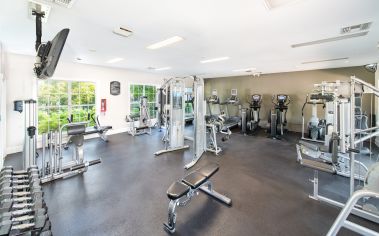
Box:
99;131;108;142
163;199;178;233
199;181;232;206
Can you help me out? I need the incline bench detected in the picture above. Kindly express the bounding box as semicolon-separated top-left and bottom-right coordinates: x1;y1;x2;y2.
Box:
164;163;232;233
67;114;112;142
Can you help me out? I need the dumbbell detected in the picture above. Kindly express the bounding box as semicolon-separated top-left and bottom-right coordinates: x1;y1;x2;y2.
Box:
0;185;42;196
0;178;41;190
0;190;44;202
0;205;47;221
0;166;38;176
0;212;49;236
0;169;38;177
0;172;39;183
1;165;38;172
0;179;41;193
0;173;39;182
0;196;45;213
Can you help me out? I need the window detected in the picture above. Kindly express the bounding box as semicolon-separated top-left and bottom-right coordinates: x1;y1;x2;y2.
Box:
130;84;156;118
38;80;96;134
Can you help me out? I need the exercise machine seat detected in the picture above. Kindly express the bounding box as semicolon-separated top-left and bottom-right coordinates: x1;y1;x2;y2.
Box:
182;172;207;189
84;127;99;135
99;125;112;131
67;124;86;135
198;163;219;179
167;181;190;200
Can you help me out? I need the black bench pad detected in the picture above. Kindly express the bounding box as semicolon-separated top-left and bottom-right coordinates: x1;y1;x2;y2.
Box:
167;181;190;200
182;172;207;189
85;126;112;135
84;127;99;135
197;163;219;178
135;126;149;131
99;125;112;131
67;124;86;135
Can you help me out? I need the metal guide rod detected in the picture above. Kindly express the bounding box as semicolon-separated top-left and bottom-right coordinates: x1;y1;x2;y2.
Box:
349;79;355;196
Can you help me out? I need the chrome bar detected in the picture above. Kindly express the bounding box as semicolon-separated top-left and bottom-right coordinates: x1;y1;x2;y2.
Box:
41;133;46;177
327;189;379;236
354;126;379;134
354;130;379;145
349;79;355;196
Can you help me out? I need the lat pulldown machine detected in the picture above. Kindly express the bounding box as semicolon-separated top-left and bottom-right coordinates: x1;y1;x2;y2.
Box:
126;96;152;136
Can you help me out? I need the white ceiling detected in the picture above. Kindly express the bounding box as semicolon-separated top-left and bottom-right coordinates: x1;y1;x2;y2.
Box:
1;0;379;78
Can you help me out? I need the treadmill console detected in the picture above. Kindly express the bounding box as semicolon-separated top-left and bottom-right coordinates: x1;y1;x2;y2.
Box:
228;89;239;104
208;89;220;104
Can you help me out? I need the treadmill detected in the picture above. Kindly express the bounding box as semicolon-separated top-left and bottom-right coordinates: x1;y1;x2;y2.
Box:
221;89;241;129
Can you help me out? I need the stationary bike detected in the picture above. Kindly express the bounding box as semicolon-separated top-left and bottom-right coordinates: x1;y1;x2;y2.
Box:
247;94;262;134
268;94;290;139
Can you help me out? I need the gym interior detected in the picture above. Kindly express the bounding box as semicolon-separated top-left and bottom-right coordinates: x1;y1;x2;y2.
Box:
0;0;379;235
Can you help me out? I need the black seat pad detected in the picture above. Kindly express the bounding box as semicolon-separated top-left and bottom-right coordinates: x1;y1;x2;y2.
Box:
167;181;190;200
135;126;149;130
197;163;219;179
67;124;86;135
182;172;207;189
99;125;112;130
84;127;99;135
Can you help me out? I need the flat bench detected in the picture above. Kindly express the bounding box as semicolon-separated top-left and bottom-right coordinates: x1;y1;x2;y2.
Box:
164;163;232;233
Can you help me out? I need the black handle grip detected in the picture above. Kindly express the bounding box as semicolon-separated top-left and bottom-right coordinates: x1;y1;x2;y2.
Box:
348;148;360;154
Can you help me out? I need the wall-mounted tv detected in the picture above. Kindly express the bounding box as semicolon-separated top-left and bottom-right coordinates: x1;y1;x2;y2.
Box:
34;28;70;79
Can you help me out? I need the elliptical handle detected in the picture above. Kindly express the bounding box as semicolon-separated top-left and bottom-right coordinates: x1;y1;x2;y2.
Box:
301;94;308;117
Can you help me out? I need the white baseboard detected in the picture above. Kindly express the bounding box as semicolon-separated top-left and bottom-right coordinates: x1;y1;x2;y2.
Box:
5;127;129;156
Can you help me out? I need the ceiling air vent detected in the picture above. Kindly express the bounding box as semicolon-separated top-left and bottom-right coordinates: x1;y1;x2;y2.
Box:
291;32;368;48
53;0;77;8
341;22;372;34
113;27;133;38
302;57;348;64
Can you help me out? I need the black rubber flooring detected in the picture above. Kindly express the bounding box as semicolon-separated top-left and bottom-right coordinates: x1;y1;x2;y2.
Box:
5;128;379;236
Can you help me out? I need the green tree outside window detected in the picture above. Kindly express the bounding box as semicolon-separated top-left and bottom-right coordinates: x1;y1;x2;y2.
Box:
38;80;96;134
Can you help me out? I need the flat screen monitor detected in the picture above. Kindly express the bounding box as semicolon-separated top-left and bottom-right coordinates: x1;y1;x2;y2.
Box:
35;28;69;79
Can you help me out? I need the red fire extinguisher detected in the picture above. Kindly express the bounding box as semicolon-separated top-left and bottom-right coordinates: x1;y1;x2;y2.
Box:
101;99;107;115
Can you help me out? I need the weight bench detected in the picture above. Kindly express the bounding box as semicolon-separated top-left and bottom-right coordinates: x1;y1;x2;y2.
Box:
164;163;232;233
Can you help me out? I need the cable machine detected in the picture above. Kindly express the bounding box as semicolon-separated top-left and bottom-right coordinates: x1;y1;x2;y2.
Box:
297;76;379;230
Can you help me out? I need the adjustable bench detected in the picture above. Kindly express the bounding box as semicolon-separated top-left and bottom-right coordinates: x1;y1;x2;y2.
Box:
164;163;232;233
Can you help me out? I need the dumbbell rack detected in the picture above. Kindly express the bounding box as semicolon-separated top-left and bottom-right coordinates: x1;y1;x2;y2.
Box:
0;165;52;235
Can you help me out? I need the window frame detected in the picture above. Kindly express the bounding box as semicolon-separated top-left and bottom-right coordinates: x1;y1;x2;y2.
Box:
37;79;97;134
129;83;158;118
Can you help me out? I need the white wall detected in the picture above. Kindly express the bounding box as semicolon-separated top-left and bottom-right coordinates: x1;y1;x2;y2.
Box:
4;53;164;155
0;43;6;168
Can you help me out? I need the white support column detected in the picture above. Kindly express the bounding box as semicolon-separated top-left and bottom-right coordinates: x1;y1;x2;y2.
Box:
375;63;379;146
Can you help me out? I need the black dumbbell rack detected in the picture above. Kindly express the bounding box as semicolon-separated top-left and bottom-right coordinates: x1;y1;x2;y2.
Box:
0;165;52;235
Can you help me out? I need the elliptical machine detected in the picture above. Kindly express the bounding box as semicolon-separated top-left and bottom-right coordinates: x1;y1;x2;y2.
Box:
247;94;262;134
268;94;290;139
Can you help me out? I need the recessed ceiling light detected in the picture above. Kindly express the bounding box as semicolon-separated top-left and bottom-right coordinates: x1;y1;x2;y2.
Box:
89;49;96;52
107;58;124;63
155;67;171;71
264;0;299;10
147;36;184;50
233;67;256;72
201;57;230;64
